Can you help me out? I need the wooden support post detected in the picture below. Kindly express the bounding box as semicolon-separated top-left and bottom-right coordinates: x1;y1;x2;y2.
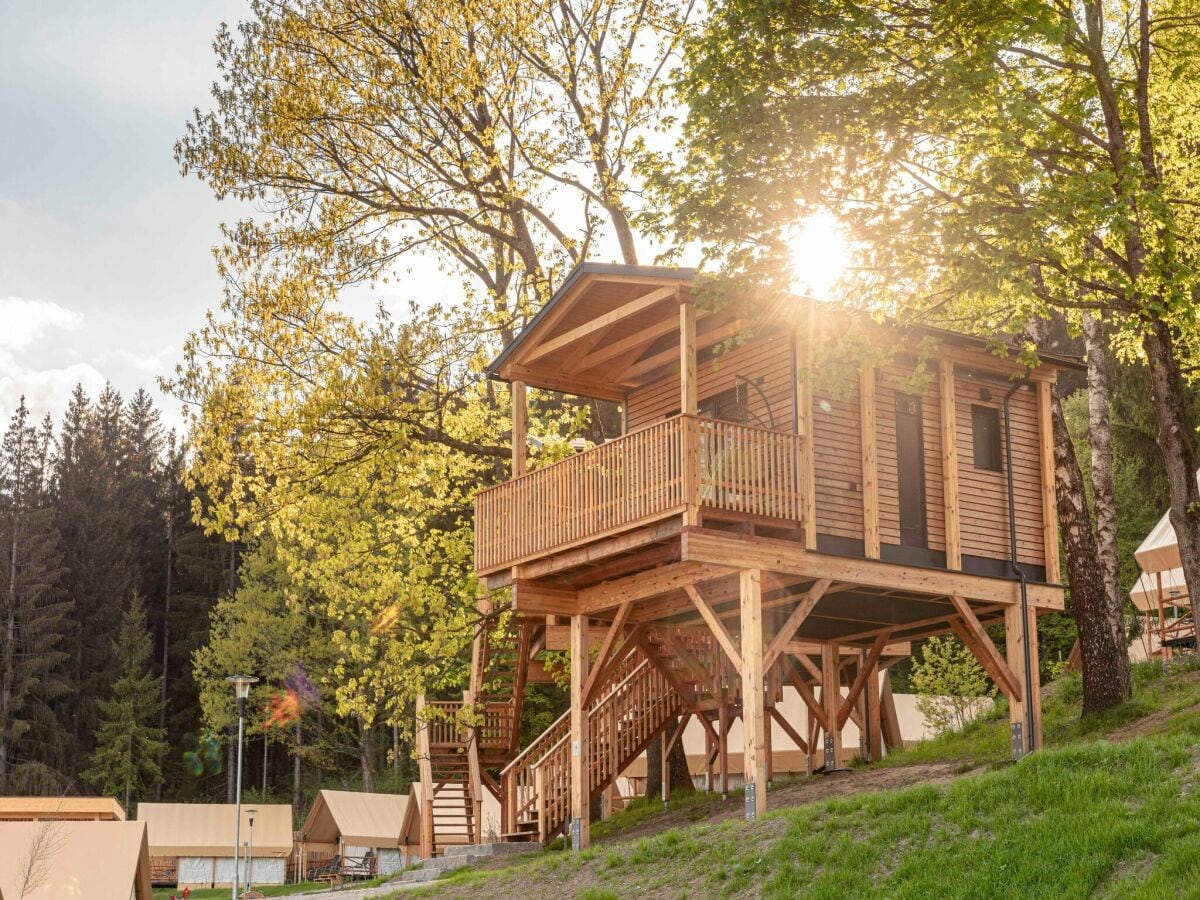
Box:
821;642;841;769
464;688;483;843
795;331;818;549
1037;380;1061;584
740;569;767;818
569;614;590;850
1004;604;1043;756
718;693;730;798
415;695;435;858
511;380;527;478
939;360;961;570
860;364;880;559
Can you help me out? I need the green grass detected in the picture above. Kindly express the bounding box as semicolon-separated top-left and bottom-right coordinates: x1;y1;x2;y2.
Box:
396;661;1200;898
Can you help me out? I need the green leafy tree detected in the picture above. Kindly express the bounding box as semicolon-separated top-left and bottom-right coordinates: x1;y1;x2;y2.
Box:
911;636;994;736
84;593;167;811
651;0;1200;713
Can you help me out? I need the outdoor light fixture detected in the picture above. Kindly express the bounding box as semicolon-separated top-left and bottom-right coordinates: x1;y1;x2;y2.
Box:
226;674;259;900
569;437;588;453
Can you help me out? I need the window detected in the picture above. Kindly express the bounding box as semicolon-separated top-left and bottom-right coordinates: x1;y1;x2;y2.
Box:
895;394;928;548
971;405;1003;471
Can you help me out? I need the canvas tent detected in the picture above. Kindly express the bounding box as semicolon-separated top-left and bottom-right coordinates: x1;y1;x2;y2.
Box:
298;790;418;876
0;819;152;899
0;796;126;821
137;802;292;889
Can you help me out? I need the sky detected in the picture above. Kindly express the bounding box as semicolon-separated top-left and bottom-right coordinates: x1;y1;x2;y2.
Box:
0;0;458;431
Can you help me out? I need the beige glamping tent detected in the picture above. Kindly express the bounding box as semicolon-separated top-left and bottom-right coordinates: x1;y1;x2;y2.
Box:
138;802;293;889
0;796;126;821
298;790;419;877
0;819;152;899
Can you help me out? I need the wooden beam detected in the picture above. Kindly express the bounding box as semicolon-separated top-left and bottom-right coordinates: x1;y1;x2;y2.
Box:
582;602;632;705
836;630;892;729
769;706;809;755
1005;602;1043;753
939;360;962;570
681;529;1065;609
514;518;682;581
624;318;749;383
860;364;880;559
502;363;625;402
570;303;709;375
511;580;578;616
569;614;590;850
525;286;677;364
740;569;767;817
783;656;831;734
684;584;743;671
511;380;527;478
1037;380;1061;584
878;674;902;751
579;562;730;614
764;578;832;669
665;712;692;755
821;642;842;768
949;595;1021;700
680;292;697;415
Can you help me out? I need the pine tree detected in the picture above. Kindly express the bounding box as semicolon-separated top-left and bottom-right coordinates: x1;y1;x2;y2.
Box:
83;593;167;812
0;400;70;792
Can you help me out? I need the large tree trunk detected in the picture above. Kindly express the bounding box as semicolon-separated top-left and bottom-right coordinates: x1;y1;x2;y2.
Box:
1050;387;1131;712
358;719;375;792
1143;321;1200;606
644;722;694;800
1083;315;1122;616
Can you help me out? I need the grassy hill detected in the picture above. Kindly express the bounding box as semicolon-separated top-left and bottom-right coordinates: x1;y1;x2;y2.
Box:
401;660;1200;898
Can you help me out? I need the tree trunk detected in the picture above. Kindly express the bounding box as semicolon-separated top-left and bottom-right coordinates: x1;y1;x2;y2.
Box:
1143;321;1200;605
358;719;375;792
1083;315;1122;616
293;719;302;813
644;722;694;799
1050;387;1131;712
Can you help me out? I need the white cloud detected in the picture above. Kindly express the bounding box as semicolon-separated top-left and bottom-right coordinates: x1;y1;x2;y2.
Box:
0;358;108;424
0;296;84;352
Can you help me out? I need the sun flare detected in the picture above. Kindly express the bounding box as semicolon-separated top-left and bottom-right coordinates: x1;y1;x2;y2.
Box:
787;213;851;301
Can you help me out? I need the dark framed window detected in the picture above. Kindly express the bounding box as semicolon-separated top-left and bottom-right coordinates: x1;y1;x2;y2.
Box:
971;405;1003;472
895;394;928;548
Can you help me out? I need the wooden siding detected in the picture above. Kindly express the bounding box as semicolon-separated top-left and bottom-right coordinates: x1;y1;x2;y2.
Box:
876;362;946;554
953;371;1046;565
625;333;794;433
812;375;864;543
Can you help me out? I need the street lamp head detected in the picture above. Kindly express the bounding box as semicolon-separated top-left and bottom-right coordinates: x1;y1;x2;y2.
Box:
226;674;259;700
246;808;256;827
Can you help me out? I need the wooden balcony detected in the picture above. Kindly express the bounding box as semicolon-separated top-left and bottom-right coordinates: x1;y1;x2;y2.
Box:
475;414;804;574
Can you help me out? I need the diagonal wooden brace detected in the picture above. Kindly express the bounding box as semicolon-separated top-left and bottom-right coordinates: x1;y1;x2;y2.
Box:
764;578;832;670
837;630;892;730
949;596;1021;701
685;584;743;671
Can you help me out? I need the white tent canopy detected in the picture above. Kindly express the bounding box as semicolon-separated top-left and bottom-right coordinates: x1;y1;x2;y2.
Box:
1133;471;1200;576
1129;567;1189;613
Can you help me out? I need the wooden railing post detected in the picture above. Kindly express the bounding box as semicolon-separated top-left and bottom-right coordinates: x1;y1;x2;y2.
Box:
464;690;483;844
535;765;547;843
415;695;435;858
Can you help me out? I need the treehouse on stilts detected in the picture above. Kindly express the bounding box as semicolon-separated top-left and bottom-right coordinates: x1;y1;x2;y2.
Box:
415;263;1074;855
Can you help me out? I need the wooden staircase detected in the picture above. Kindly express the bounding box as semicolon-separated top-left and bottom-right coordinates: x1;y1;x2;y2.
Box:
415;621;530;856
499;647;685;844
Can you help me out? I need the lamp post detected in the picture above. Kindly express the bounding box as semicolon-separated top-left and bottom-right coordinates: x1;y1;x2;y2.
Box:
227;674;259;900
246;808;257;893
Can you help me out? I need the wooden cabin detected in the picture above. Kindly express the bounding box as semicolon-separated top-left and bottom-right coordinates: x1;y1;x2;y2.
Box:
418;263;1073;854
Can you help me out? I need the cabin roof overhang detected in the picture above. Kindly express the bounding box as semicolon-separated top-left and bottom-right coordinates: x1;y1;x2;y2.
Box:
488;262;1084;400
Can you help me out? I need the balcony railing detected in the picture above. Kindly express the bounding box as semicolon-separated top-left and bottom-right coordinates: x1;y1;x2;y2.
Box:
475;414;804;573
